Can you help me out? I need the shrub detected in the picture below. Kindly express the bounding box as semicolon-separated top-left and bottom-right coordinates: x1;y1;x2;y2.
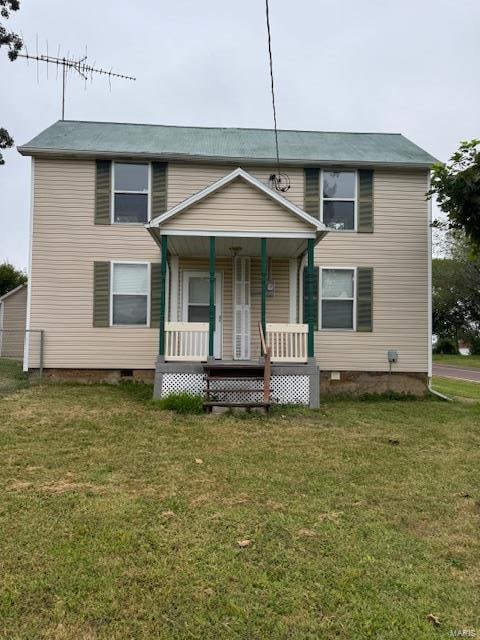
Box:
469;336;480;355
434;337;459;355
157;392;204;414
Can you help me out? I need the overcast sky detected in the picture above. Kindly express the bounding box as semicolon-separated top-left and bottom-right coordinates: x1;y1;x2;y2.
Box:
1;0;479;269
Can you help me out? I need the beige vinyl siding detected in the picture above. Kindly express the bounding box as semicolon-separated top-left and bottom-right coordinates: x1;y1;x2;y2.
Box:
162;178;311;233
178;257;290;359
314;169;429;372
167;163;305;209
29;159;160;369
29;158;428;373
0;286;27;359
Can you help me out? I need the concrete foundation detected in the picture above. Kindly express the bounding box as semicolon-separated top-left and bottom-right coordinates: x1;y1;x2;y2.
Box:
39;368;428;400
41;368;155;384
320;370;428;397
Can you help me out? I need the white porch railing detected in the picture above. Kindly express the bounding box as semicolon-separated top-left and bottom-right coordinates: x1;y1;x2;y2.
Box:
165;322;209;361
266;323;308;363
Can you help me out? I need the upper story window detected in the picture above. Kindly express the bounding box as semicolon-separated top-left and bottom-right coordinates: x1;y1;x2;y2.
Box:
113;162;150;224
111;262;149;326
322;170;356;231
321;268;355;330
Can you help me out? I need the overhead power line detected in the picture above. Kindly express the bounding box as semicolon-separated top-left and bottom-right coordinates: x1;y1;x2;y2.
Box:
264;0;290;192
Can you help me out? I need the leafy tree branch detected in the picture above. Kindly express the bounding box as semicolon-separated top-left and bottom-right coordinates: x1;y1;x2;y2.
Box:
0;0;22;165
429;139;480;250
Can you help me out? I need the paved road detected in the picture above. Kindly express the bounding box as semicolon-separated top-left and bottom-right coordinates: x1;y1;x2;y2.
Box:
433;364;480;383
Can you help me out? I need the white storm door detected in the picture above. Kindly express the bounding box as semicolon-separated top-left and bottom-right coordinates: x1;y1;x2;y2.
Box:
182;271;222;359
233;257;251;360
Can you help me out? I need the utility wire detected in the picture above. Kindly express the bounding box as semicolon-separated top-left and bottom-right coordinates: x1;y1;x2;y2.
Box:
265;0;281;176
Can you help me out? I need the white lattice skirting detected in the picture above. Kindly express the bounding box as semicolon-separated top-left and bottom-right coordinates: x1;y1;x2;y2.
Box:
161;373;204;396
161;373;310;405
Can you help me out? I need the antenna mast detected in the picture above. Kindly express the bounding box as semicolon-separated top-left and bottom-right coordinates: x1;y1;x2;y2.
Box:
18;47;136;119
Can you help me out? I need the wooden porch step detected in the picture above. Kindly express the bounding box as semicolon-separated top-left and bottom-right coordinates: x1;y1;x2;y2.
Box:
203;355;269;412
205;388;264;394
204;361;264;367
203;401;271;410
205;375;264;382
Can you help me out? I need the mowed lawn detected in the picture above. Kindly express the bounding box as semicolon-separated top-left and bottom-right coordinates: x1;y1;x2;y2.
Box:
433;354;480;369
433;375;480;401
1;381;479;639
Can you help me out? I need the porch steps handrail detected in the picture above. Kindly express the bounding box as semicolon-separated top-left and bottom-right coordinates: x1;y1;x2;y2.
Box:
165;322;208;361
266;323;308;363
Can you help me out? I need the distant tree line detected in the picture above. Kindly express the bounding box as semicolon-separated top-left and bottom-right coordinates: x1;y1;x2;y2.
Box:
433;234;480;354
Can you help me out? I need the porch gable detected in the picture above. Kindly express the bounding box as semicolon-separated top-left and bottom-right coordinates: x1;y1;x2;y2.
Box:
146;167;325;237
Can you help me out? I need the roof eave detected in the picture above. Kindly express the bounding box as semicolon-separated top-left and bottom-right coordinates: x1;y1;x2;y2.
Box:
16;146;438;168
0;283;27;302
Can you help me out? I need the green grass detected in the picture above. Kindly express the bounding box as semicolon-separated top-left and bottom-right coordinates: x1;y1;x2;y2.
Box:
156;391;204;414
0;357;28;397
432;375;480;401
1;382;480;639
433;354;480;369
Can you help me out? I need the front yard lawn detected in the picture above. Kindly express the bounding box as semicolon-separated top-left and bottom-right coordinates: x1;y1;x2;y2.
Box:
433;354;480;369
0;357;28;397
432;375;480;401
1;382;479;639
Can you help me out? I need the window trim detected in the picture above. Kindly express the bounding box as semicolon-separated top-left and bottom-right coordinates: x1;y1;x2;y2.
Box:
319;266;357;331
320;169;358;232
111;161;152;225
110;261;151;327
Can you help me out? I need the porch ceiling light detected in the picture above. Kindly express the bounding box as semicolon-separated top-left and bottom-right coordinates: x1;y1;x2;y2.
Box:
229;246;243;256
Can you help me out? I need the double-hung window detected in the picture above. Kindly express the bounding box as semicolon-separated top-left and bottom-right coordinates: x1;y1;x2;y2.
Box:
322;170;356;230
321;268;355;330
112;263;149;326
113;162;150;223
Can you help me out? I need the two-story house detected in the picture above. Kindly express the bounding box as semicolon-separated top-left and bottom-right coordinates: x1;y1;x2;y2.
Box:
18;121;436;409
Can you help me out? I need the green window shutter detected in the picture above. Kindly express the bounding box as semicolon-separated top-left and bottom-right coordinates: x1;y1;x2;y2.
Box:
151;162;168;220
93;262;110;327
356;267;373;331
304;168;320;218
150;263;161;328
357;170;374;233
302;266;319;330
95;160;111;225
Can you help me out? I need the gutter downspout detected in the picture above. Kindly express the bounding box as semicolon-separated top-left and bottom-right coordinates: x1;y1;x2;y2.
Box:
23;157;34;372
427;171;433;388
428;381;451;401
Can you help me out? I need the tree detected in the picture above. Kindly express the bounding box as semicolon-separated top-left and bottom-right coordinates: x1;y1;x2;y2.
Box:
0;0;22;165
0;261;27;297
429;140;480;251
432;234;480;343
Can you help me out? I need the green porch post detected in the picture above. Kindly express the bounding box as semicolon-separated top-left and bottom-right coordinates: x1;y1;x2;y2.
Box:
261;237;267;346
159;234;168;357
307;238;315;359
208;236;216;359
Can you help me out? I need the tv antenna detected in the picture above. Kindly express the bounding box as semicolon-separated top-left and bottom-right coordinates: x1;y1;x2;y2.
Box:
18;40;136;120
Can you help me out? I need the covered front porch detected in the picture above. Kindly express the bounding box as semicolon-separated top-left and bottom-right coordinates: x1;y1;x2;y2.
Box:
145;168;326;408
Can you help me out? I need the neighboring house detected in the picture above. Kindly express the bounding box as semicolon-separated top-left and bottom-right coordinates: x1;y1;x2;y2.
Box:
18;121;437;408
0;284;27;359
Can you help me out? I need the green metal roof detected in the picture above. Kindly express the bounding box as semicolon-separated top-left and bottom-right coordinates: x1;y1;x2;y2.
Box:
18;120;438;167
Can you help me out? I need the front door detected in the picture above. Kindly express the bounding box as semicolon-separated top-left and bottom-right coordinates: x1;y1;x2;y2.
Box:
182;271;222;359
